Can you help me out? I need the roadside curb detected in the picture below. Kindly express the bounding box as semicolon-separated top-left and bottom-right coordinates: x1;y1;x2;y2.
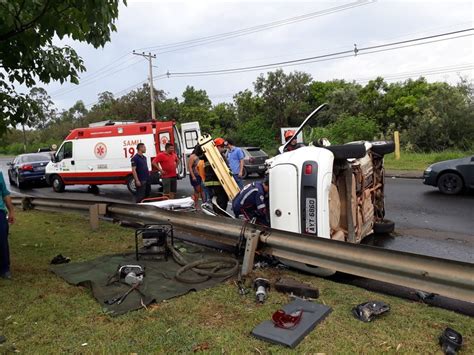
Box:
385;170;423;179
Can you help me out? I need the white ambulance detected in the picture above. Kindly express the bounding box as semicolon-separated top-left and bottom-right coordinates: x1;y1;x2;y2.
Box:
45;120;200;193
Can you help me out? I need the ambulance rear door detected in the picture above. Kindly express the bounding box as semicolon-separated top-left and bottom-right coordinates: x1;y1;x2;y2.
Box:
181;121;201;158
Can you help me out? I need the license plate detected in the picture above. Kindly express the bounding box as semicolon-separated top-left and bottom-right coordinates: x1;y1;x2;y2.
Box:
305;198;317;234
258;165;265;169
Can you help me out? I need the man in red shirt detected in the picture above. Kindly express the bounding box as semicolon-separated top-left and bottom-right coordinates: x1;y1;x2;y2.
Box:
152;143;179;199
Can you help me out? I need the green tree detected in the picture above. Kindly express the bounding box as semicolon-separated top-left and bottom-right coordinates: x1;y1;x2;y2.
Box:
180;86;213;131
254;69;312;128
0;0;124;134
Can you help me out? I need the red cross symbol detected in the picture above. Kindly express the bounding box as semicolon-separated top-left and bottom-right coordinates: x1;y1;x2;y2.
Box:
94;143;107;159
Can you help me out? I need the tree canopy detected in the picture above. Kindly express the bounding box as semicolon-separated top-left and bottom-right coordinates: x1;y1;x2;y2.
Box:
0;0;124;134
1;70;473;155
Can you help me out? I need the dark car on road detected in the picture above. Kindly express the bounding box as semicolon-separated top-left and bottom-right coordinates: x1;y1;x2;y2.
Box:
7;153;52;188
423;155;474;194
241;147;268;178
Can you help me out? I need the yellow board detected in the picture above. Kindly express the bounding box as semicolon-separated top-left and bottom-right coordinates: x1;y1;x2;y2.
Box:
199;134;240;200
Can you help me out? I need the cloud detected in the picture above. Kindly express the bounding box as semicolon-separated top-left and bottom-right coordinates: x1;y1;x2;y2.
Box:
44;0;473;110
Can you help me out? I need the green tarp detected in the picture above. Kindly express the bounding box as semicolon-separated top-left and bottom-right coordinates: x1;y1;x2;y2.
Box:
51;246;232;316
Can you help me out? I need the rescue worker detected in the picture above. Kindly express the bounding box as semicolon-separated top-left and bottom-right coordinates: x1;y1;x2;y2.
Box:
203;137;229;212
131;143;151;203
232;175;270;226
0;172;15;279
283;130;305;152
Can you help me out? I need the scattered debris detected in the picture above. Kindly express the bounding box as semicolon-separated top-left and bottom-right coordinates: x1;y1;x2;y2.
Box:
50;254;71;265
81;343;88;347
352;301;390;322
439;327;463;354
275;278;319;299
252;298;332;348
414;290;437;302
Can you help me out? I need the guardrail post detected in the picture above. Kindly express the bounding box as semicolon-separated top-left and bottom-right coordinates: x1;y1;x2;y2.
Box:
21;197;33;211
241;229;260;276
89;203;107;230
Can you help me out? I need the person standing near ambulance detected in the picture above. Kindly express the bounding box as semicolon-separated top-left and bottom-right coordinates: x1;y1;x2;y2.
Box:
153;143;179;199
1;172;15;279
131;143;151;203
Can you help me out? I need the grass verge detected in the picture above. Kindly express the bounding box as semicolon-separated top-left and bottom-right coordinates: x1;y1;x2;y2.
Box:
0;209;472;353
384;151;470;171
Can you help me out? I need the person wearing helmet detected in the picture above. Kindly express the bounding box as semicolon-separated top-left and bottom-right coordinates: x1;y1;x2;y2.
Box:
283;130;304;152
202;138;230;212
232;175;270;226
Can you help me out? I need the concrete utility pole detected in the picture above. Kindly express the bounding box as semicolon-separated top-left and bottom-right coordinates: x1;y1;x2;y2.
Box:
132;51;157;120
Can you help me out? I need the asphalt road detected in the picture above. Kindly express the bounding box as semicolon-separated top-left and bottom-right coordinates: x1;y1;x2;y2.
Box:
1;156;473;263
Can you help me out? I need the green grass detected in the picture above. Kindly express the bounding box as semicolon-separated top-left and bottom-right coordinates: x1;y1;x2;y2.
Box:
1;210;473;353
384;151;470;171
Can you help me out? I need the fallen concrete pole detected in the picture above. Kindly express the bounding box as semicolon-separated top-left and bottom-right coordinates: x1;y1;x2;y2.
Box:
12;196;474;303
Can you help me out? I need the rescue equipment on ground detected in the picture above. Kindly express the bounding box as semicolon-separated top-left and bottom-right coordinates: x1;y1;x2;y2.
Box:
254;277;271;303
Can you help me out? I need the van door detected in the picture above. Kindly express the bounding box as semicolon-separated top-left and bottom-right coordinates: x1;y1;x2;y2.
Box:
55;141;75;178
181;122;201;157
173;125;186;178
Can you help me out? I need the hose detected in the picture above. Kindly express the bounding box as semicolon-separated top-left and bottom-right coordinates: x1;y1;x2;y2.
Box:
167;239;239;284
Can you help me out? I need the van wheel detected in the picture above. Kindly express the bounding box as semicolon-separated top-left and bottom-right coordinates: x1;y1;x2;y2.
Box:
88;185;100;195
126;176;137;194
370;141;395;156
373;219;395;234
51;175;65;193
241;167;248;179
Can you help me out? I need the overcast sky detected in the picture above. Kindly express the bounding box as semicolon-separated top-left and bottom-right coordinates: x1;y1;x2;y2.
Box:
45;0;474;111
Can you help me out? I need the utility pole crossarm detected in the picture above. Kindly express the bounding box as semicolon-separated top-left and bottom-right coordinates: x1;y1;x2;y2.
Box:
132;51;157;120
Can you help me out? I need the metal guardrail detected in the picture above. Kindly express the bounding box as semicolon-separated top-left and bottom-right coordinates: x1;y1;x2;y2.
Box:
11;196;474;303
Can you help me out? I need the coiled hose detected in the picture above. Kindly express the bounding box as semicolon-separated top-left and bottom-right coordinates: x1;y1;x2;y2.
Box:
167;239;239;283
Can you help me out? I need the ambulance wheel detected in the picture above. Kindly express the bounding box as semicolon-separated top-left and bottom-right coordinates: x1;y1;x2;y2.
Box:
126;176;136;194
88;185;100;195
51;175;65;193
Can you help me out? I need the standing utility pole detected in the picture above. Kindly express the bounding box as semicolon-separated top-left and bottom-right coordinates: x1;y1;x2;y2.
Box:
132;51;157;120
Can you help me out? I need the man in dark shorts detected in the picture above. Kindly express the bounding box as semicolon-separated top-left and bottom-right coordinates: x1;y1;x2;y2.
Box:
131;143;150;203
153;143;179;199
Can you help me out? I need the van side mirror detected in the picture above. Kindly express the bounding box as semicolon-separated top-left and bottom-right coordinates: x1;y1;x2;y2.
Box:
6;162;12;167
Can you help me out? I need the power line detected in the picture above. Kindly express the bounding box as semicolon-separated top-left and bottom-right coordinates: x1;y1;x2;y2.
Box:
134;0;374;54
51;58;145;98
84;79;148;108
159;29;473;78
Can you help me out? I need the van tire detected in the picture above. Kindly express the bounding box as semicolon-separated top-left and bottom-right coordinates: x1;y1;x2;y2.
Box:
373;219;395;234
241;167;248;179
51;175;65;193
126;176;136;194
370;141;395;156
326;143;367;160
